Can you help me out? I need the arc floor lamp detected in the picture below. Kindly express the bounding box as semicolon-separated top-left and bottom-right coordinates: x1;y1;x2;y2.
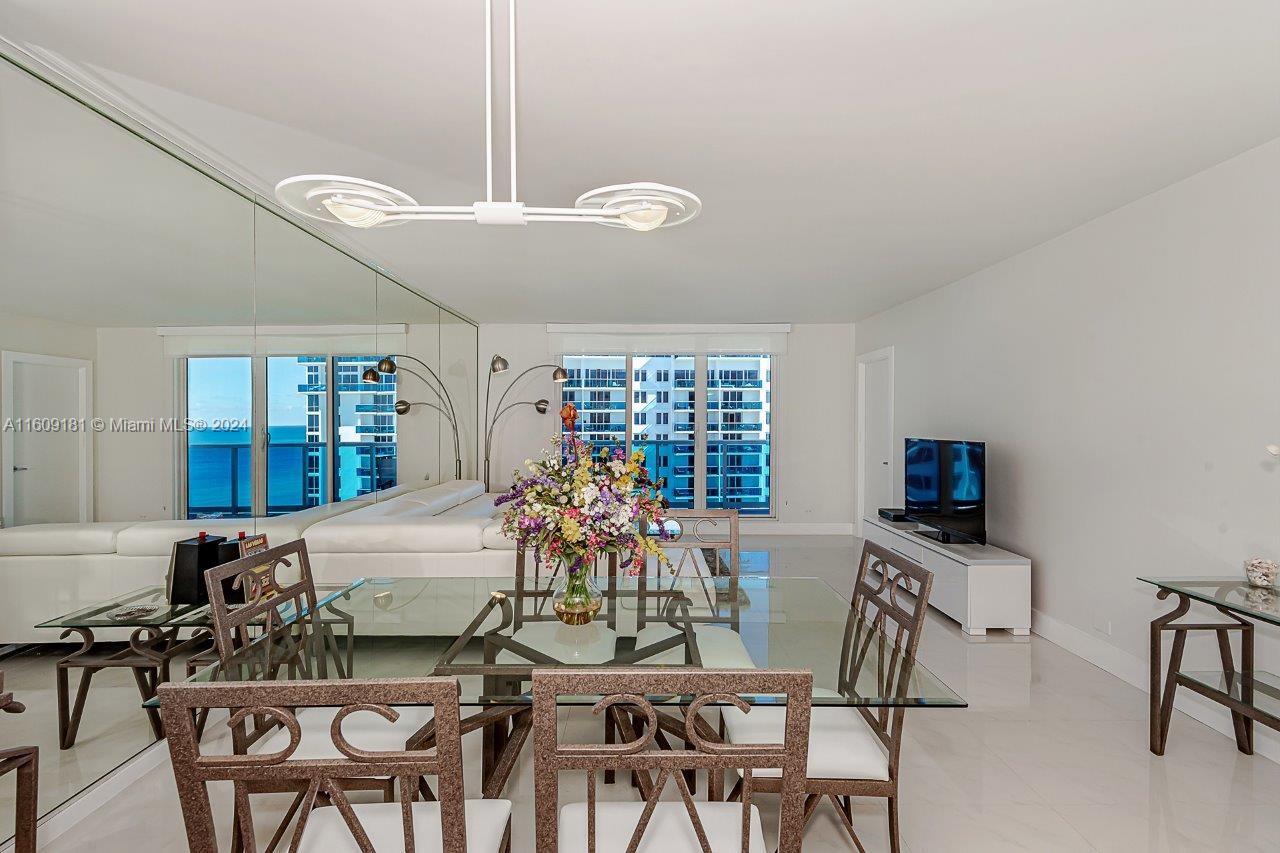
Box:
483;354;567;489
362;355;463;480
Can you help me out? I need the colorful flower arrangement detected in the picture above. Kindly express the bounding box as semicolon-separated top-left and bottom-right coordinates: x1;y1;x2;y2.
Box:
495;431;671;576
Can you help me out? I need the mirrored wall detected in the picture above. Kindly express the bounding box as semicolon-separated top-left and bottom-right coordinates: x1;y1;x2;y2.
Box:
0;54;476;834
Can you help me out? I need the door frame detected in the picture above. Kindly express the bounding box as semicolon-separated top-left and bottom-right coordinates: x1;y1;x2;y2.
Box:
1;351;95;526
855;346;894;538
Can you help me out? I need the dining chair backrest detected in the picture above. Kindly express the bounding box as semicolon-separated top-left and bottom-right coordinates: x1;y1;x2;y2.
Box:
638;509;741;632
158;677;467;853
532;667;812;853
840;540;934;771
204;539;321;675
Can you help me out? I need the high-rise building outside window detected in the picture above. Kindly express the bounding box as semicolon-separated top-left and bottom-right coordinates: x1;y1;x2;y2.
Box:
560;352;773;515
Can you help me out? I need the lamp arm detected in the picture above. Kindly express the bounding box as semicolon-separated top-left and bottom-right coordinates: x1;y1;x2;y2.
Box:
489;363;562;432
401;401;455;424
484;400;539;456
388;359;463;480
387;354;463;480
391;354;459;428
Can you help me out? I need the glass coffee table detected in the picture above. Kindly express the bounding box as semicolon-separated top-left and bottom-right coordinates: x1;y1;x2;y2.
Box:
34;583;356;748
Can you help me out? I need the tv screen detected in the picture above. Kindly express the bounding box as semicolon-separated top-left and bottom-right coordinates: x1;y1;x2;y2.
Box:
904;438;986;545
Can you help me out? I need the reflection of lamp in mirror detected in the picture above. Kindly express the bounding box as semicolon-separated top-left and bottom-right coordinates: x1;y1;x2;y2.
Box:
364;355;463;480
483;353;567;489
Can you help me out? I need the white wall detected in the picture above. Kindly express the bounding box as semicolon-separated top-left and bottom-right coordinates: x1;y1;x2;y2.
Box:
478;323;857;530
94;327;174;521
0;311;99;522
855;139;1280;754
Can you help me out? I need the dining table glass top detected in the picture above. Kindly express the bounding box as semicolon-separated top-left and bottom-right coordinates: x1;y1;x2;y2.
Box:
122;574;965;709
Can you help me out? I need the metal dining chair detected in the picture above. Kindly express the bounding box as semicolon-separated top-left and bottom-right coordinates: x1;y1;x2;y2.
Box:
201;540;435;848
532;667;813;852
722;540;933;852
0;671;38;853
159;677;512;853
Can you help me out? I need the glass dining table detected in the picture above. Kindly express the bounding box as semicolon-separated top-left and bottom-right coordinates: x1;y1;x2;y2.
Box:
135;573;966;796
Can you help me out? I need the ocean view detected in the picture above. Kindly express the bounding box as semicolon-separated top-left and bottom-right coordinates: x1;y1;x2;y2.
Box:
188;426;309;516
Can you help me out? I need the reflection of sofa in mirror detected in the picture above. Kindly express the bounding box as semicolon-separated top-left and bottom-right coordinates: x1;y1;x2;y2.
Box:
0;480;518;644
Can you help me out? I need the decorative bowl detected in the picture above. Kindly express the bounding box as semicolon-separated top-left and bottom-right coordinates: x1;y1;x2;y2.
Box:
1244;557;1279;588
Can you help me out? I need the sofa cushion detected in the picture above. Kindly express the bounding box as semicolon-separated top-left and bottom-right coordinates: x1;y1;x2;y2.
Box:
304;513;490;554
115;517;307;558
0;521;137;557
481;519;516;551
438;494;502;520
395;480;484;513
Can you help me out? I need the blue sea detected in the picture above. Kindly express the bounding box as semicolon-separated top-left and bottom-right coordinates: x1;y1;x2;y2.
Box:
188;426;308;515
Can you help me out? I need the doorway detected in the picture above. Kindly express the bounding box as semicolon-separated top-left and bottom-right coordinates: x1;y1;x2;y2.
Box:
856;347;894;536
2;351;94;526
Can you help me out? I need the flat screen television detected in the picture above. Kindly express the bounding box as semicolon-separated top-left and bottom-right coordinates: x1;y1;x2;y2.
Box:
904;438;986;545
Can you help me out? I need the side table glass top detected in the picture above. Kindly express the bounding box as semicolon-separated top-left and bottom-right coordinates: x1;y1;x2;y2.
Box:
1139;577;1280;627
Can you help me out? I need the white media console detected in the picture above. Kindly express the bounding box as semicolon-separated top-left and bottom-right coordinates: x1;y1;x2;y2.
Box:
861;515;1031;636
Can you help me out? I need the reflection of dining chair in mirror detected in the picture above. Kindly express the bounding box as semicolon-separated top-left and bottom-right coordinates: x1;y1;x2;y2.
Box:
631;510;749;669
0;671;38;853
532;667;813;853
159;677;512;853
204;540;437;818
722;540;933;853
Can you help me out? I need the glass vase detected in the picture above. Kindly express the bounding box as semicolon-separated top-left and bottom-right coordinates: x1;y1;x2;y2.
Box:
553;557;602;626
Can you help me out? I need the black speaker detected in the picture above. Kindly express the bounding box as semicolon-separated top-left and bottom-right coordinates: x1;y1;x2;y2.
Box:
167;533;246;606
878;507;909;522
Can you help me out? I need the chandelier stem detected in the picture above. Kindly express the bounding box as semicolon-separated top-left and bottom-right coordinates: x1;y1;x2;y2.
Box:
485;0;494;202
509;0;518;202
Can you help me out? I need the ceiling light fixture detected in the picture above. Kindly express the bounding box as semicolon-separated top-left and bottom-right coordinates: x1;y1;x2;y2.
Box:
275;0;700;232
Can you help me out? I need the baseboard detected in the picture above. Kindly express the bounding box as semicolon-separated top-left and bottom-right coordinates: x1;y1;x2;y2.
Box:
1031;607;1280;765
739;521;855;536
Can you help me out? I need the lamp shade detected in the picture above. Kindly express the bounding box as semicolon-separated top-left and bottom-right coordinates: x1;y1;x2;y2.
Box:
361;367;380;383
534;399;550;414
552;366;568;382
490;354;510;374
377;356;397;374
394;400;412;415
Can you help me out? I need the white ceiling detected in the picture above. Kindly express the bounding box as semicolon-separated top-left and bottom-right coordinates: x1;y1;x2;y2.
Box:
3;0;1279;324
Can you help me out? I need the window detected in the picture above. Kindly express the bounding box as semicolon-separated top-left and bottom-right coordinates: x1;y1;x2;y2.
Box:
186;358;252;519
562;356;626;450
184;354;396;519
266;356;327;515
560;352;775;516
707;355;771;515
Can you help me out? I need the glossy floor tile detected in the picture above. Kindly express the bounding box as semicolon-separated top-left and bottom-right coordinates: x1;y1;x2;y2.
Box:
17;536;1280;851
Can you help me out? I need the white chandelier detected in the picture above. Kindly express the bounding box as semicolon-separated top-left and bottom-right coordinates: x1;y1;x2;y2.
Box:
276;0;700;232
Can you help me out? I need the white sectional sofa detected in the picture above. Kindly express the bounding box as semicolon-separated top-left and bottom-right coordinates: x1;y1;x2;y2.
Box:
0;480;517;644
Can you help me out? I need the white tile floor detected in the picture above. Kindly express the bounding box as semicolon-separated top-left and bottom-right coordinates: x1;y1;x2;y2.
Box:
17;536;1280;851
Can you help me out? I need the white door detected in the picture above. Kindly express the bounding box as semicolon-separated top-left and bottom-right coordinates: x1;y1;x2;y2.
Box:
2;352;94;526
857;348;894;531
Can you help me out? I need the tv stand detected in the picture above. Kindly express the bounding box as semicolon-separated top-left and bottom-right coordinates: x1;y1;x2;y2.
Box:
862;515;1031;636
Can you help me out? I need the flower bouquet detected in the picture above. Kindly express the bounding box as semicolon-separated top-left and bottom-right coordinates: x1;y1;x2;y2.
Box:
496;427;670;625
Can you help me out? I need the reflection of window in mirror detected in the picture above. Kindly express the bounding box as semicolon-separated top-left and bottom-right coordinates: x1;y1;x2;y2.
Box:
185;357;252;519
335;356;398;499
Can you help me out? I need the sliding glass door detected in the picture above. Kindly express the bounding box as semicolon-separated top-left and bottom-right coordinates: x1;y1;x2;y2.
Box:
185;357;253;519
265;356;328;515
185;354;396;518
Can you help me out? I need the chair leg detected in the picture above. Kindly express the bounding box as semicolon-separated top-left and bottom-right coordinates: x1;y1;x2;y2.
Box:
887;795;901;853
13;748;37;853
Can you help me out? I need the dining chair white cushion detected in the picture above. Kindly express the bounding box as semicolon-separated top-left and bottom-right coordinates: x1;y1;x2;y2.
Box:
297;798;512;853
494;620;618;665
631;623;755;668
251;705;434;760
558;800;767;852
721;690;890;781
